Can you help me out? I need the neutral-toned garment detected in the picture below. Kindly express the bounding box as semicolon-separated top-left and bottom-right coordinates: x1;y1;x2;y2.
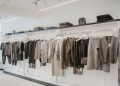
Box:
87;38;101;70
4;42;12;56
52;38;63;76
48;39;56;63
99;36;118;72
62;38;77;69
12;42;19;65
40;40;49;63
65;38;73;67
4;42;12;64
118;30;120;68
34;40;41;60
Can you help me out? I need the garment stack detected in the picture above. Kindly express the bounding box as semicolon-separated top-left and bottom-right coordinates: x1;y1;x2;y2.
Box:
1;36;119;76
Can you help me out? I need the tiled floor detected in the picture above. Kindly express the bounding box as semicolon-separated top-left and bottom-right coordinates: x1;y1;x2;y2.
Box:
0;71;44;86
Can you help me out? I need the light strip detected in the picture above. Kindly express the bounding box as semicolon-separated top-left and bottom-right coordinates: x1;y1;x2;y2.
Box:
39;0;79;12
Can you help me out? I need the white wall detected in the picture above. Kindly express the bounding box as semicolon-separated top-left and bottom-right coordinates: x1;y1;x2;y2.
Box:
1;0;120;86
0;24;3;69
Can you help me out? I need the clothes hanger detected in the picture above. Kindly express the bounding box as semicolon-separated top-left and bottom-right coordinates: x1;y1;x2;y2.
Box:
76;32;85;41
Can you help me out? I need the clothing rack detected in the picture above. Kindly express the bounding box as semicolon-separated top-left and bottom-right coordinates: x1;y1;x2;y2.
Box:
2;20;120;86
3;20;119;43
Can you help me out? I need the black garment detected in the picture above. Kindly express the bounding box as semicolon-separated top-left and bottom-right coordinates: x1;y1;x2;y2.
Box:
25;41;31;59
62;39;67;69
75;39;89;68
73;39;89;74
1;43;6;64
28;41;37;68
29;41;35;64
19;42;24;60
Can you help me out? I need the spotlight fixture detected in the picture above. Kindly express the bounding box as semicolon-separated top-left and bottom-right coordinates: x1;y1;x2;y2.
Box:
32;0;47;9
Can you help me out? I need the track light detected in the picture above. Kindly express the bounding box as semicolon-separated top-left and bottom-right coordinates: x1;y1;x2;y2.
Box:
39;0;78;12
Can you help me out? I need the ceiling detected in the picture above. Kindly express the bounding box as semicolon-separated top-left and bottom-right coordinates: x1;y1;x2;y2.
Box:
0;15;19;23
6;0;70;10
0;0;74;18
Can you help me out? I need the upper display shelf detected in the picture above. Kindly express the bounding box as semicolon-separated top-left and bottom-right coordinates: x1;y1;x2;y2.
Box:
4;19;120;36
67;19;120;28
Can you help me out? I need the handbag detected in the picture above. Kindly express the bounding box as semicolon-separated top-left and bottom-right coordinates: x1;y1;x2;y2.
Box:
78;17;86;25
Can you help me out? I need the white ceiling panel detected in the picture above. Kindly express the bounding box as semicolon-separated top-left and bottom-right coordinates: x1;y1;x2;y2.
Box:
8;0;36;10
46;0;59;7
0;0;77;17
0;0;73;10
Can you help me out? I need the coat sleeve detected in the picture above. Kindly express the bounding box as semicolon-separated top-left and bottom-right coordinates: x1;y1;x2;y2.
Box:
113;38;119;63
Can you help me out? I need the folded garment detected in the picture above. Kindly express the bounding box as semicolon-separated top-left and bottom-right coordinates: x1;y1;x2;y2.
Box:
97;14;113;23
5;33;12;35
34;27;45;31
28;30;34;32
45;26;58;30
59;22;73;28
16;31;25;34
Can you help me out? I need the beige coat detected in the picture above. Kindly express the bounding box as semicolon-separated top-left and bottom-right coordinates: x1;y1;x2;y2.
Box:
48;39;56;63
40;40;49;63
34;40;41;60
87;37;101;70
52;38;63;76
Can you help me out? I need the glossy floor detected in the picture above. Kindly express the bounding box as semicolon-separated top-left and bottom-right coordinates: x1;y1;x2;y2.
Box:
118;68;120;86
0;71;44;86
